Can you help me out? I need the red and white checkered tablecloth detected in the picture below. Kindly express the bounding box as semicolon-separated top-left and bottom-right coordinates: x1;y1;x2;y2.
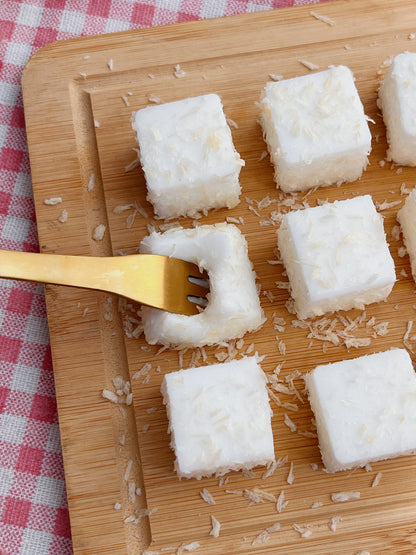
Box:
0;1;324;554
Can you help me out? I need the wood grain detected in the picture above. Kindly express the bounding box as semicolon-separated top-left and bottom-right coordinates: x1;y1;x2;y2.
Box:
22;1;416;553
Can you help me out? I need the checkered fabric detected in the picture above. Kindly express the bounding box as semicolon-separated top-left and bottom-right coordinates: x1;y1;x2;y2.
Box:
0;0;324;554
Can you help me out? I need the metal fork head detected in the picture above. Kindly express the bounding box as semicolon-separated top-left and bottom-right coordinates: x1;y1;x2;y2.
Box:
162;257;209;316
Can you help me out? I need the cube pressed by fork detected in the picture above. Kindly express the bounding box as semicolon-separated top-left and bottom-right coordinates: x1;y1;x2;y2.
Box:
161;357;275;479
139;223;265;348
132;94;244;219
305;348;416;472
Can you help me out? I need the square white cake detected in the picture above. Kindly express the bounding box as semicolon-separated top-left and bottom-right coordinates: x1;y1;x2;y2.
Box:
139;223;265;348
161;357;275;479
260;65;372;193
132;94;244;219
277;195;396;320
305;349;416;473
397;186;416;281
378;51;416;166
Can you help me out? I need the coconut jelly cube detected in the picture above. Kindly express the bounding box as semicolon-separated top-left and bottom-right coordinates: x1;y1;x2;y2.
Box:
161;357;275;479
305;349;416;473
378;52;416;166
132;94;244;219
398;186;416;280
139;223;265;348
260;65;372;193
277;195;395;320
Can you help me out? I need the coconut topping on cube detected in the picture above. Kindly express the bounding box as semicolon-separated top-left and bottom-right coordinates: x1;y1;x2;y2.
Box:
260;65;372;193
132;94;244;219
397;186;416;281
139;223;265;348
378;51;416;166
277;195;396;320
305;349;416;473
161;357;275;479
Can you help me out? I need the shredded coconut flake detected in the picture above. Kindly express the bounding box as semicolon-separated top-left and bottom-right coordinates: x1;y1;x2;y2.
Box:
276;490;288;513
372;472;383;487
58;209;68;223
331;491;360;502
174;64;186;78
329;515;342;532
44;197;62;205
210;515;221;538
200;488;216;505
148;94;162;104
87;173;95;191
310;10;336;25
93;224;106;241
286;462;294;485
298;59;320;71
293;523;312;538
107;58;113;70
102;389;118;403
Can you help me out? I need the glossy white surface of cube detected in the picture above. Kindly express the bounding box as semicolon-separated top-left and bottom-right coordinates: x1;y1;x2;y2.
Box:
132;94;244;219
161;357;275;479
378;52;416;166
305;349;416;472
277;195;395;320
260;65;372;192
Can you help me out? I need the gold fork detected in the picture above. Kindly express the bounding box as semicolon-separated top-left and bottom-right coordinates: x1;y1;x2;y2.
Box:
0;250;209;315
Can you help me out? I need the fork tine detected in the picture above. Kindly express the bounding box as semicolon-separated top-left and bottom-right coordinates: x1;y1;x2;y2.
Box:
162;258;209;315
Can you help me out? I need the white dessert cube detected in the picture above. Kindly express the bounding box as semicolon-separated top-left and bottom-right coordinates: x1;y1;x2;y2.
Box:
378;52;416;166
139;223;265;348
305;349;416;473
277;195;395;320
260;65;372;193
398;186;416;280
132;94;244;219
161;357;275;479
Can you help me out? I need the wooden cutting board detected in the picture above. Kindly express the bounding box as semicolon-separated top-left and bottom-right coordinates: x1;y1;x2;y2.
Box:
21;1;416;553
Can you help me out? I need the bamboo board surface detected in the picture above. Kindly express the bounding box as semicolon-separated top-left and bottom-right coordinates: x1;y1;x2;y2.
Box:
21;1;416;553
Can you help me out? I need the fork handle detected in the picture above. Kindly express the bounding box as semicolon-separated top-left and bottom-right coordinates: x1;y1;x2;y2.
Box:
0;250;122;292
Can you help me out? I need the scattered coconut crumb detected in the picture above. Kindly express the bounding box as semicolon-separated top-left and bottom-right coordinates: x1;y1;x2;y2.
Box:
298;59;320;71
375;199;402;211
180;541;200;552
174;64;186;78
123;459;133;482
262;456;288;479
148;94;162;104
331;491;360;502
292;523;312;538
93;224;106;241
102;389;119;403
344;44;352;50
409;33;416;39
356;551;371;555
269;73;283;81
398;246;407;258
286;462;294;485
371;472;383;487
310;10;336;26
94;119;100;128
44;197;62;205
284;413;297;432
379;159;386;167
311;501;323;509
107;58;113;71
200;488;216;505
114;502;121;510
310;463;319;471
392;225;401;241
329;515;342;532
125;148;141;172
226;118;238;129
58;209;68;223
128;481;136;504
365;463;373;472
79;72;87;79
276;490;288;513
122;95;130;106
210;515;221;538
87;173;95;191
